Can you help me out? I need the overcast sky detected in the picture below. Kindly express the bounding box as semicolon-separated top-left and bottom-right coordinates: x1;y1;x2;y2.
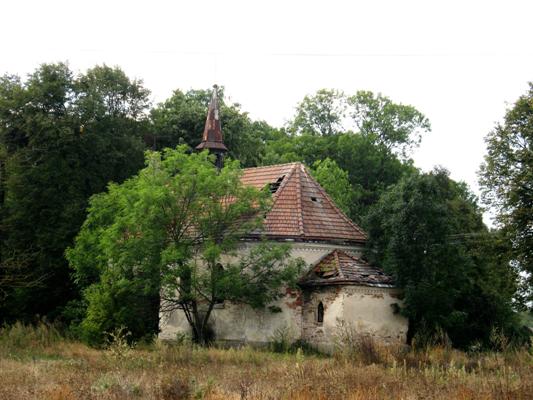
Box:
2;0;533;220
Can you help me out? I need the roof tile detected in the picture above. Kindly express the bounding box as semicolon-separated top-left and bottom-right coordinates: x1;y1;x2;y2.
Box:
300;250;394;287
241;163;367;243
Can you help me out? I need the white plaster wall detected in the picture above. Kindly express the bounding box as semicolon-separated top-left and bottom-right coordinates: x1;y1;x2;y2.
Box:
159;241;364;343
341;286;407;343
302;286;408;352
159;241;408;347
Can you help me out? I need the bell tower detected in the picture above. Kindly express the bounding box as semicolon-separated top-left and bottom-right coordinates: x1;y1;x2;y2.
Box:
195;85;228;169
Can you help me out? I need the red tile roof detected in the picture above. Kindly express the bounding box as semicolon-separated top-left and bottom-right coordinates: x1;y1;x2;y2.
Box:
299;250;394;287
241;163;367;244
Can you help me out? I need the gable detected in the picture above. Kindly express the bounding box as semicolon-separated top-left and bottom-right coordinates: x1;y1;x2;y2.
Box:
241;163;366;244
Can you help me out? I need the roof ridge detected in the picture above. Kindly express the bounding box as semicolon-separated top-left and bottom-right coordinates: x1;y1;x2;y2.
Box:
300;165;368;240
243;162;301;171
267;162;298;208
295;164;305;236
334;250;345;279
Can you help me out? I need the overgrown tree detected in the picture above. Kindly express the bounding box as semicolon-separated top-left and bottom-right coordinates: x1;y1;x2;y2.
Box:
67;147;303;345
0;63;149;322
365;169;522;348
263;89;428;222
479;83;533;301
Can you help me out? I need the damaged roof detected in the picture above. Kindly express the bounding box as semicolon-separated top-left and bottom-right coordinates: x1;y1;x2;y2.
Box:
241;163;367;244
299;249;394;288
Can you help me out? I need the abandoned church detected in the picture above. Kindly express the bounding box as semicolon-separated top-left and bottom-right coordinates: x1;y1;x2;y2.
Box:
159;87;408;351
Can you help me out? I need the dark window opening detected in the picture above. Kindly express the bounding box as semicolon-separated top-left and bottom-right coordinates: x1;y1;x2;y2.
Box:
317;302;324;324
269;175;285;193
214;263;225;305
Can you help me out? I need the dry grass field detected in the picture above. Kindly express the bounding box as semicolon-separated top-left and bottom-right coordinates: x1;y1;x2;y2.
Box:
0;323;531;400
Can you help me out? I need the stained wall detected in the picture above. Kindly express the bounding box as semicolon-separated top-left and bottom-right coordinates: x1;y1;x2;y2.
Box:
159;241;407;348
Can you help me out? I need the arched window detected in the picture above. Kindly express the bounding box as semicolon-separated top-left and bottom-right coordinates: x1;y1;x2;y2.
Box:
214;264;225;306
317;302;324;324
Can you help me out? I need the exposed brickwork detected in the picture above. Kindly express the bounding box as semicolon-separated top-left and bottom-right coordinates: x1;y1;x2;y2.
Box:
284;287;303;309
301;286;341;348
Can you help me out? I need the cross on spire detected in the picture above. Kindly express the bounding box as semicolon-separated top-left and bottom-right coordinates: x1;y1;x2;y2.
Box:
195;84;228;169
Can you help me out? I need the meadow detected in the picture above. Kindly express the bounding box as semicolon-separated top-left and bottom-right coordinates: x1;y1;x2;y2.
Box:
0;323;531;400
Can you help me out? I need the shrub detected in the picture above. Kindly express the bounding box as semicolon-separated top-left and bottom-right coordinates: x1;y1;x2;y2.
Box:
334;319;384;365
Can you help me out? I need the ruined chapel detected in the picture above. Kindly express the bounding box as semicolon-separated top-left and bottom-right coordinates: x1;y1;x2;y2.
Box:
159;87;408;351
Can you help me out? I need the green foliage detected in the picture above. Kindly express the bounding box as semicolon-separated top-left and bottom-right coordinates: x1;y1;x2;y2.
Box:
0;63;149;322
67;147;303;345
262;88;428;222
290;89;347;136
365;169;523;348
348;90;431;158
150;87;270;167
311;158;355;215
288;89;431;157
261;131;415;223
479;83;533;302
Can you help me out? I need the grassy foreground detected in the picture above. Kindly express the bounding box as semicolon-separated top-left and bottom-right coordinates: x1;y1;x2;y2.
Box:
0;323;532;399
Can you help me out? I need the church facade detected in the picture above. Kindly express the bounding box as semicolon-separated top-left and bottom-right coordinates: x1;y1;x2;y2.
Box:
159;87;408;351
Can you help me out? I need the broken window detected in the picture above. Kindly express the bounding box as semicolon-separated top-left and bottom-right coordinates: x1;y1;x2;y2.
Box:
317;302;324;324
268;175;285;193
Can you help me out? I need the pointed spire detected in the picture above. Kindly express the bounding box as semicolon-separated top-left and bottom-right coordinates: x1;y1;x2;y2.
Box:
196;85;228;169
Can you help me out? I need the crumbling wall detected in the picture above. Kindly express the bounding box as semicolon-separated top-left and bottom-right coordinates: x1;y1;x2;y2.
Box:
159;241;364;345
301;286;343;352
158;242;410;348
300;285;408;352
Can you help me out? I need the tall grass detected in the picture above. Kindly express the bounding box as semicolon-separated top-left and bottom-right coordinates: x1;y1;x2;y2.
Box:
0;322;531;399
0;321;62;356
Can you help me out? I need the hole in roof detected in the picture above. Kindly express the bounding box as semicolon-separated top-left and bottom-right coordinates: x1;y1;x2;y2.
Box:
315;262;338;279
311;196;319;202
268;175;285;194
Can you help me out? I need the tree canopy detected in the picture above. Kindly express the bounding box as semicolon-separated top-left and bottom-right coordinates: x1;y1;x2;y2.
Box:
0;63;149;322
365;169;522;348
479;83;533;301
288;89;431;157
67;147;303;344
150;88;267;167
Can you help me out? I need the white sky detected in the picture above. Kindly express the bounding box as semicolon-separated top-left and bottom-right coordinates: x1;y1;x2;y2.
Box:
2;0;533;220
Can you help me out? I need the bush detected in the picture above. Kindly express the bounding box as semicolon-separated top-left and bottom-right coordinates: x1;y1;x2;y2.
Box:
269;326;294;353
334;319;385;365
